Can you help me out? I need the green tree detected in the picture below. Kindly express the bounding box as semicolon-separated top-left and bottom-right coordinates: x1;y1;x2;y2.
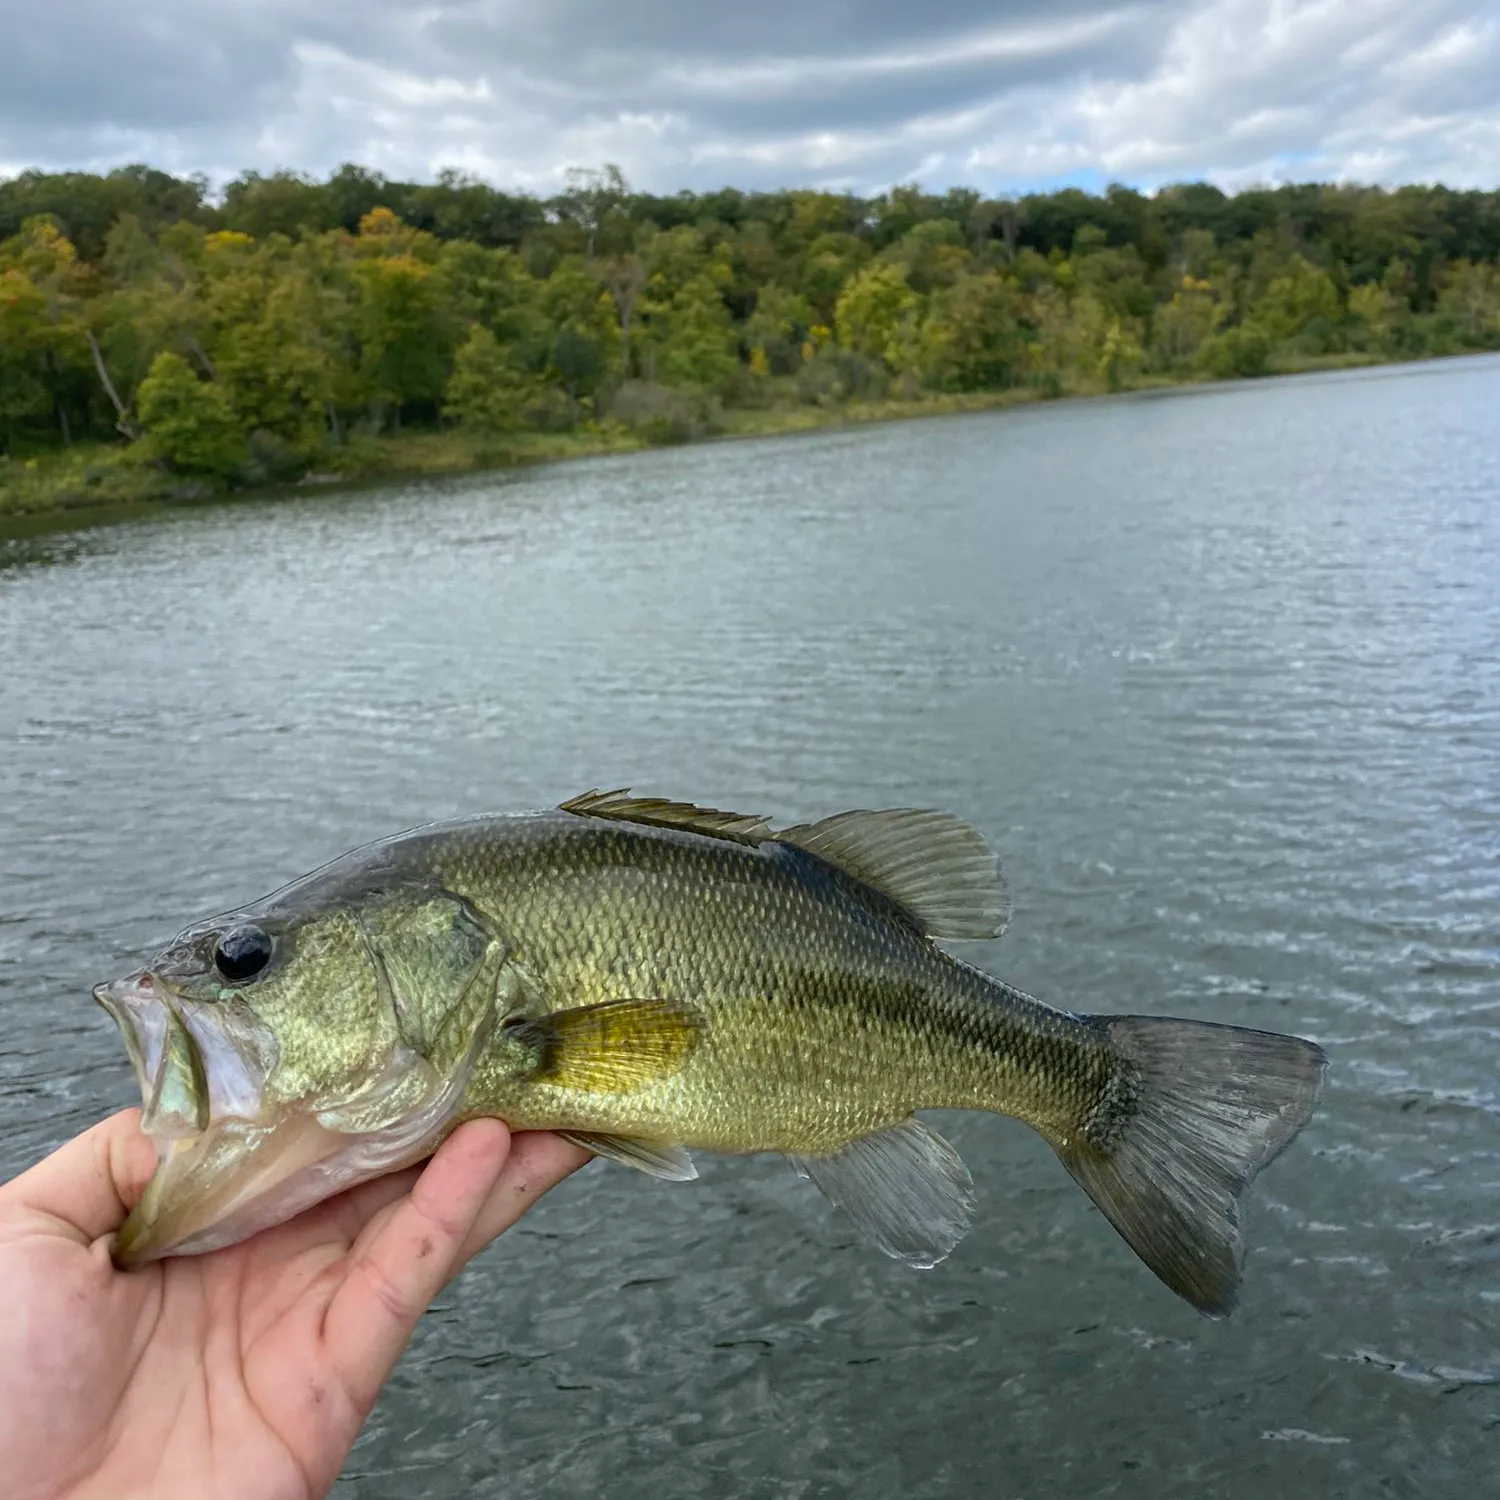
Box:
1254;255;1342;347
1197;323;1271;379
3;158;1500;466
437;241;549;366
835;263;917;366
555;164;632;257
1348;281;1404;353
800;233;873;324
1176;228;1219;280
781;191;863;255
1022;287;1122;389
744;284;813;374
1436;261;1500;345
1069;236;1154;320
0;268;55;446
1151;276;1220;368
135;351;244;475
444;324;532;432
638;233;739;393
352;254;451;425
651;274;738;391
0;216;90;443
220;171;333;240
731;220;784;294
887;220;969;293
595;252;649;377
1098;318;1144;391
92;214;217;425
213;251;341;449
924;271;1025;390
540;255;618;410
550;327;603;415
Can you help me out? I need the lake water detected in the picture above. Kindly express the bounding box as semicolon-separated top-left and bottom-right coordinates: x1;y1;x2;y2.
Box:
3;357;1499;1498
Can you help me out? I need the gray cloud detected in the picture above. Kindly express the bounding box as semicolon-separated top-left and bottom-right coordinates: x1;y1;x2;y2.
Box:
0;0;1496;195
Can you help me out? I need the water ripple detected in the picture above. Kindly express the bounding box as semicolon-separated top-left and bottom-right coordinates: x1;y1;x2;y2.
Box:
4;356;1500;1497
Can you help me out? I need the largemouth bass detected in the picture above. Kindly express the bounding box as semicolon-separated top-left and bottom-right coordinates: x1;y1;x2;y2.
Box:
93;790;1325;1315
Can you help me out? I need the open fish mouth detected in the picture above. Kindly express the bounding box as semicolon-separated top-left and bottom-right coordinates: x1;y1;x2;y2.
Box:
93;972;487;1264
93;970;295;1261
94;972;270;1140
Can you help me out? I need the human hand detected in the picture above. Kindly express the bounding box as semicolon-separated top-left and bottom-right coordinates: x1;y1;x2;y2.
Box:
0;1111;589;1500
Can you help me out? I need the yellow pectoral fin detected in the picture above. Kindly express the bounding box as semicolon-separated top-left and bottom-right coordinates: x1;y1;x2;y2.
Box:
509;998;703;1092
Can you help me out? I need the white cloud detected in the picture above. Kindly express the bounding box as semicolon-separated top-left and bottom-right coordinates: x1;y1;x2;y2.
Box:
0;0;1497;195
658;10;1141;99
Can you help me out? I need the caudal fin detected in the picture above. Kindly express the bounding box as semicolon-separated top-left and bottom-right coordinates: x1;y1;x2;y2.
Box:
1060;1015;1326;1317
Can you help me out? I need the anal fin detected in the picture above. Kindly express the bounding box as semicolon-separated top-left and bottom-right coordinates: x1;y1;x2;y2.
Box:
788;1117;975;1270
559;1132;698;1181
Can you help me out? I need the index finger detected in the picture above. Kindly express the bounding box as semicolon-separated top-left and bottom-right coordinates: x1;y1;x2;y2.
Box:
0;1110;158;1245
454;1129;592;1265
322;1119;514;1414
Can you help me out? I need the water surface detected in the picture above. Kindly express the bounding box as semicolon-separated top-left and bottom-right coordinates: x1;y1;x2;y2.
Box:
4;358;1499;1497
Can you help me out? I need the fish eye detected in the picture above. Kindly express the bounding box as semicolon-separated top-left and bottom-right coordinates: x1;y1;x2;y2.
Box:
213;925;273;983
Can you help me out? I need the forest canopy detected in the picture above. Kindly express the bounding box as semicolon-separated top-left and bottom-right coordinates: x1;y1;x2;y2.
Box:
2;162;1498;481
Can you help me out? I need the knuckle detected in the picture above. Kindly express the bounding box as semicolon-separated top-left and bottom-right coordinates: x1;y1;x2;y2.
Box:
354;1251;415;1325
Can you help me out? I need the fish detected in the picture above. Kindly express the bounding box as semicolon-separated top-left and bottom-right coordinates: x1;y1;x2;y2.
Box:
92;790;1326;1315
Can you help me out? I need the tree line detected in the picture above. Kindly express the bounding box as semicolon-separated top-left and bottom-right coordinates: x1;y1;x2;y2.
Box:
2;162;1499;477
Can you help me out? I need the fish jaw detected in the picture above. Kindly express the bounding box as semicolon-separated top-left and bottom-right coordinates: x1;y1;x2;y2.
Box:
111;1112;434;1263
116;1116;332;1262
95;966;499;1264
92;970;296;1261
109;1049;481;1263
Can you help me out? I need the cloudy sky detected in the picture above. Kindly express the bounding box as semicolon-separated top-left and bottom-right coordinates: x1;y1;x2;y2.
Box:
3;0;1498;196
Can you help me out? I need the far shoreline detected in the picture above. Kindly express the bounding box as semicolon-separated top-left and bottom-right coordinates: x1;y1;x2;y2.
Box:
4;347;1496;545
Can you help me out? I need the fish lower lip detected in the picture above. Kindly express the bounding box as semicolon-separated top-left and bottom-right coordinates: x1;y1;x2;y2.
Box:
111;1114;434;1265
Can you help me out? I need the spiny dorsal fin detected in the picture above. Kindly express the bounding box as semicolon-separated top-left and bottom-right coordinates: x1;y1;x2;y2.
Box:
775;809;1009;941
505;998;703;1092
561;788;772;845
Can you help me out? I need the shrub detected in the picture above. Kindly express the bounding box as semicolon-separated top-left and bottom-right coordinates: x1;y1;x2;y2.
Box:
135;352;245;477
794;346;889;406
444;324;533;433
1197;324;1271;379
237;428;311;486
609;380;711;443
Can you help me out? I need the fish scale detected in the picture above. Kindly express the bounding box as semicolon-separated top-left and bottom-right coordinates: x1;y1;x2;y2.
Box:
425;813;1106;1153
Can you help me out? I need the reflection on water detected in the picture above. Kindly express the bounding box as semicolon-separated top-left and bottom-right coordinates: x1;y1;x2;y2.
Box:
4;357;1499;1498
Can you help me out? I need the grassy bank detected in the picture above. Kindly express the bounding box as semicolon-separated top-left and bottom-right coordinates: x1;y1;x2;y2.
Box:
0;425;642;523
0;385;1057;532
0;347;1438;537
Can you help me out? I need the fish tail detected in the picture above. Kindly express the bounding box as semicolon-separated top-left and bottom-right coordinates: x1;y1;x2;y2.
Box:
1058;1015;1326;1317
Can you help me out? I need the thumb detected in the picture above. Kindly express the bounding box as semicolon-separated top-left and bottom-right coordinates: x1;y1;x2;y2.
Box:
0;1111;159;1246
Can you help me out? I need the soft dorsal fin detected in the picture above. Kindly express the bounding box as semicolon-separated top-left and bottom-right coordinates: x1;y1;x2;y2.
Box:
561;788;772;845
775;809;1009;941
